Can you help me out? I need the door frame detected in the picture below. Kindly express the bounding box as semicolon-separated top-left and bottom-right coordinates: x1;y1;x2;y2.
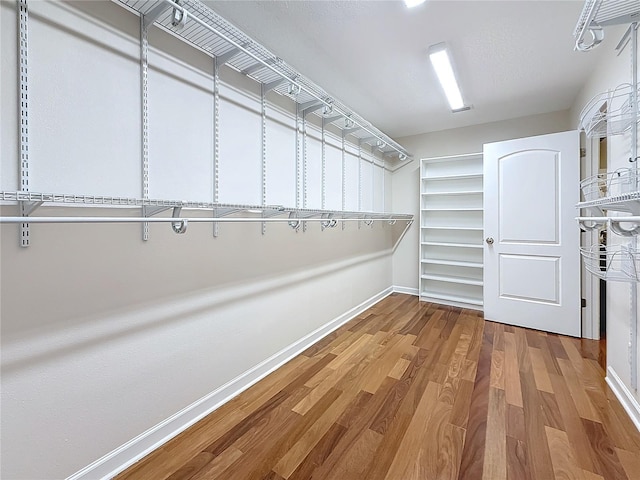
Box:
582;134;601;340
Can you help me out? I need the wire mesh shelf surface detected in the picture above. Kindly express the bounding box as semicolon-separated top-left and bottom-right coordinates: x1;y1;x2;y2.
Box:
579;84;639;137
115;0;410;159
580;168;640;202
581;243;640;281
0;190;413;221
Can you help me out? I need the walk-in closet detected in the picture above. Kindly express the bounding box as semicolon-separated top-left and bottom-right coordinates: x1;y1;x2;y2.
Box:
1;0;639;479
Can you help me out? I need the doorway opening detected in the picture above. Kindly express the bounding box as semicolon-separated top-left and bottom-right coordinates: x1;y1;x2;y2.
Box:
598;136;608;368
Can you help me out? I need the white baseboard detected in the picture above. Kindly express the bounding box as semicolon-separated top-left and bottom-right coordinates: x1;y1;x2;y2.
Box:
67;286;394;480
392;285;419;296
606;366;640;433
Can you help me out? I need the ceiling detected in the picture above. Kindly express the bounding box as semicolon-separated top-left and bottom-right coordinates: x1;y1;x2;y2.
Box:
205;0;606;139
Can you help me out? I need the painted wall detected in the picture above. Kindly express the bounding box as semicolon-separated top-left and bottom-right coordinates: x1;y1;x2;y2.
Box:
390;110;572;291
0;1;402;478
570;25;640;412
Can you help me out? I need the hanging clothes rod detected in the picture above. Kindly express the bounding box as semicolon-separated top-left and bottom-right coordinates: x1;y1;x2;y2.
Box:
0;215;412;236
0;216;410;224
577;216;640;237
577;215;640;223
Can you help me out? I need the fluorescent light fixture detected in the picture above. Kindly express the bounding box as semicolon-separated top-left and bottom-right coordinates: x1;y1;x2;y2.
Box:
429;43;465;111
404;0;426;8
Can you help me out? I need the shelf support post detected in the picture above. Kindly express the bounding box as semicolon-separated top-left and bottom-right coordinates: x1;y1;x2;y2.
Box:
295;98;301;213
261;82;267;235
342;130;347;230
358;139;363;229
140;14;151;241
630;21;638;391
18;0;30;247
213;57;221;237
321;116;326;211
303;112;308;232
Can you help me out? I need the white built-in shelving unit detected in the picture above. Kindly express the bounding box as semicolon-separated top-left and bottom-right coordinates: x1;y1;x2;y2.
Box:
419;153;484;310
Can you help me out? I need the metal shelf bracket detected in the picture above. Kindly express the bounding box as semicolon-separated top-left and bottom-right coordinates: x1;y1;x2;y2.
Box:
19;200;42;218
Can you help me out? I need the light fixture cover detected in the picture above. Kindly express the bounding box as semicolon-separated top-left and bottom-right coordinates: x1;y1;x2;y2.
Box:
404;0;426;8
429;43;465;111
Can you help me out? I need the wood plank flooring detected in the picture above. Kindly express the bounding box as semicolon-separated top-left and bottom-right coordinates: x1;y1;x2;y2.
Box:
116;294;640;480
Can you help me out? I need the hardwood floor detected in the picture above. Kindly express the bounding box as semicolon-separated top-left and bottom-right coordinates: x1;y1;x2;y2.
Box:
116;294;640;480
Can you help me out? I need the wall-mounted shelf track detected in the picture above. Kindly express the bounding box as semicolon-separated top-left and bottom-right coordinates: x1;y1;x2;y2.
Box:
114;0;410;160
419;153;484;310
8;0;414;246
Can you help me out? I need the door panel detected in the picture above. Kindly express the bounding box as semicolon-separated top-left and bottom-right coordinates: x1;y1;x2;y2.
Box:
498;254;560;304
499;151;559;244
484;131;580;337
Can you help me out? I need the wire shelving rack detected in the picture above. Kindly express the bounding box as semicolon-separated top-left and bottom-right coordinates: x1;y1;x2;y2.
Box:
115;0;410;160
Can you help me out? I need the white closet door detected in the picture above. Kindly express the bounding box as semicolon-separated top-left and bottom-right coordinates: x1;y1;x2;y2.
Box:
484;131;580;337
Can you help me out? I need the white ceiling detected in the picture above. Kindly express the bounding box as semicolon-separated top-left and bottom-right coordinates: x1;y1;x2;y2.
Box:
205;0;605;139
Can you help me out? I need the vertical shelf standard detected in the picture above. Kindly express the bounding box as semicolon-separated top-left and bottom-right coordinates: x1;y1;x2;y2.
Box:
419;153;484;310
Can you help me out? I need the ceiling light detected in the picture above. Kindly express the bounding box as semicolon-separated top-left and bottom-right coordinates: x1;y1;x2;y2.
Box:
404;0;426;8
429;43;465;111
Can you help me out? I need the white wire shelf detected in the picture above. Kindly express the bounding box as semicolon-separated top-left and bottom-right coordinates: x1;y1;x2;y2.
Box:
580;244;640;281
574;0;640;51
0;190;413;223
577;192;640;214
114;0;410;160
579;84;640;137
580;168;639;201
